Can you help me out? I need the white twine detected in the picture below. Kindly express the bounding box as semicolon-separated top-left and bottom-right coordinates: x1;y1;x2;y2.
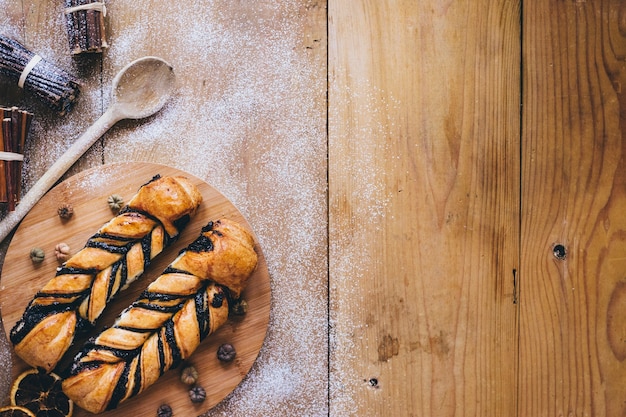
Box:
17;54;41;89
64;2;107;16
0;152;24;162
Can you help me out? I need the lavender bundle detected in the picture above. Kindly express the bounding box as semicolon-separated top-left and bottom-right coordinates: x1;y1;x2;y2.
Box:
0;107;32;211
64;0;108;55
0;36;80;115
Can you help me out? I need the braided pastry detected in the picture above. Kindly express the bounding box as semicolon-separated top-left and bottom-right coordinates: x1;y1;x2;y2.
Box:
10;175;203;372
62;219;258;414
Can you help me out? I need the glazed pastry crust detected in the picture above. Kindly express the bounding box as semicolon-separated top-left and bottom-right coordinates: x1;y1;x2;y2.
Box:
62;219;258;414
10;175;202;372
127;176;203;237
172;218;258;298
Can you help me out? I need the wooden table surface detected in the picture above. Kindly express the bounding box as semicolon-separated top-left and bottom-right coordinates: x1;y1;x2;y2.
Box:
1;1;626;416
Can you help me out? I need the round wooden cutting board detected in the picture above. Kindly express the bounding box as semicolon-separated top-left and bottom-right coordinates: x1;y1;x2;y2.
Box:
0;162;271;416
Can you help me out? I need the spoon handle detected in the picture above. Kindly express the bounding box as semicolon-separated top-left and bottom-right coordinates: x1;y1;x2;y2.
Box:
0;108;120;243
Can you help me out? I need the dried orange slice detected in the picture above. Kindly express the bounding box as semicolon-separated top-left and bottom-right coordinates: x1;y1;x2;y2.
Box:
0;406;36;417
10;369;73;417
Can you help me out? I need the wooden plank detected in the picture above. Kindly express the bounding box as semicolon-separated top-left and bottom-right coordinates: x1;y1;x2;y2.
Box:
328;1;521;415
0;0;104;184
520;1;626;415
1;1;328;416
100;8;329;413
0;2;26;108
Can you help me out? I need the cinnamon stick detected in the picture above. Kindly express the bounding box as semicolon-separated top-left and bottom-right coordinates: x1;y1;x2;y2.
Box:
0;107;33;211
13;107;32;202
10;109;20;209
0;110;7;204
2;118;15;211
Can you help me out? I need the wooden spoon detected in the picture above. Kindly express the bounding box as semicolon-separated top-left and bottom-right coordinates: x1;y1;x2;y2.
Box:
0;56;176;243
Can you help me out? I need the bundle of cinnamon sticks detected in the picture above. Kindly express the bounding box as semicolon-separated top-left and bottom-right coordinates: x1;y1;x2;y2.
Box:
64;0;108;55
0;107;32;211
0;36;80;115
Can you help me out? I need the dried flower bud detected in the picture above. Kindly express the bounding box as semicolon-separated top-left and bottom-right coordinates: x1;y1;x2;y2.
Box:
57;203;74;219
231;299;248;315
107;194;124;211
30;247;45;263
189;386;206;403
54;242;71;262
180;365;198;385
217;343;236;362
157;403;172;417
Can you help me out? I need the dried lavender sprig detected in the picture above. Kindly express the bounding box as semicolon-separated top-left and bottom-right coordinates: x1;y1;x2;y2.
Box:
0;36;80;115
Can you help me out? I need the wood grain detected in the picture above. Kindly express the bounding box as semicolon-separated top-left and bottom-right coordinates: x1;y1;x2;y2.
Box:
0;163;270;416
520;1;626;415
0;1;328;415
4;0;626;415
328;1;521;415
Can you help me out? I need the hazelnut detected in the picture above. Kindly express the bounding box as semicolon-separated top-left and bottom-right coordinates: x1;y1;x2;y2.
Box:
217;343;236;362
188;385;206;403
157;403;172;417
30;247;45;263
180;365;198;385
54;242;71;262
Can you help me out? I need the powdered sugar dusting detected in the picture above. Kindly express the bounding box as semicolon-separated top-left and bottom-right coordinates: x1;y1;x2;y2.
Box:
0;319;9;405
328;71;400;415
0;0;329;416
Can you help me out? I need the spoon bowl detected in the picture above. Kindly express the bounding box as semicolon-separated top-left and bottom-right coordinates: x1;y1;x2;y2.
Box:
0;56;176;242
110;56;176;119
